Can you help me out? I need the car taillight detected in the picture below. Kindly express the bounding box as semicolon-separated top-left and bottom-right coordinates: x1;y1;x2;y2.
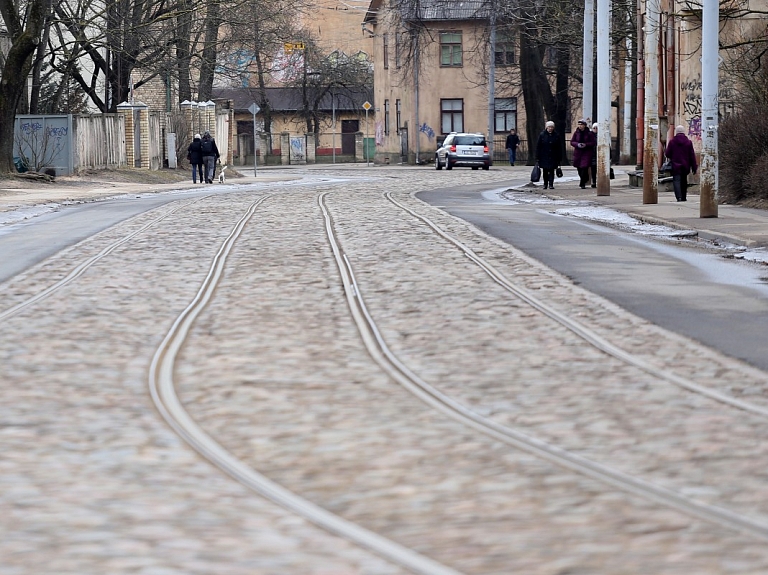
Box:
483;145;489;153
450;145;456;152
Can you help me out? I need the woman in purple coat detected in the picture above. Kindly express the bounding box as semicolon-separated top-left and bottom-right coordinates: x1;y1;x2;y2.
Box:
570;119;595;189
665;125;698;202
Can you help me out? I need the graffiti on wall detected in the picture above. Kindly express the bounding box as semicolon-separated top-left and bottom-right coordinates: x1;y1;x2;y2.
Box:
419;122;435;140
16;120;69;171
680;75;735;141
290;137;305;162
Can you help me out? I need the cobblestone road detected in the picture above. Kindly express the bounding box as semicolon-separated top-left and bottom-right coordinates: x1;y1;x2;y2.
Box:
2;169;768;574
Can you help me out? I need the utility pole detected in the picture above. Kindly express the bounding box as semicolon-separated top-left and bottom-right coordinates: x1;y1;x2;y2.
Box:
488;15;496;159
642;0;660;204
700;0;719;217
596;0;611;195
583;0;594;123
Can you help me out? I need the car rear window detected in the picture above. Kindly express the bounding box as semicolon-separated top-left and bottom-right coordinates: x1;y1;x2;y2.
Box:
455;136;485;146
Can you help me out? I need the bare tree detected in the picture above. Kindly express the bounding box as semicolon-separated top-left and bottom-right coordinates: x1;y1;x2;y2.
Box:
0;0;47;172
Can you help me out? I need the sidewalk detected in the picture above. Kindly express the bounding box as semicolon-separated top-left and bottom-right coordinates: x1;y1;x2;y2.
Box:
0;169;299;215
540;167;768;248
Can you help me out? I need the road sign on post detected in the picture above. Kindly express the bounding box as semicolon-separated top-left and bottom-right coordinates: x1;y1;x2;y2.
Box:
362;101;372;166
248;103;260;176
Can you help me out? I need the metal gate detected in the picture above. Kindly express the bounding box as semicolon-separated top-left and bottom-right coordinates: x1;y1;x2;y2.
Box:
13;115;74;175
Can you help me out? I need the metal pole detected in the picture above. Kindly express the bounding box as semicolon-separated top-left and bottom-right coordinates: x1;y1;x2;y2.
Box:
253;113;258;176
365;108;370;166
488;16;496;159
583;0;594;123
332;93;336;164
596;0;611;195
413;31;420;164
642;0;660;204
623;28;633;161
700;0;719;217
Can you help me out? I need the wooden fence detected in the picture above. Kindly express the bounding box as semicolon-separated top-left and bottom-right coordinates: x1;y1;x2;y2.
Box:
72;114;127;170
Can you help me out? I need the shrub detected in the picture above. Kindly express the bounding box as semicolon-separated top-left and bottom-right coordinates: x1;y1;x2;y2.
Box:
719;102;768;205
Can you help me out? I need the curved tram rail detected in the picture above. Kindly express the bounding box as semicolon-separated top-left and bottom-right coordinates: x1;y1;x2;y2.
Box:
148;193;462;575
318;191;768;542
384;191;768;419
0;196;210;322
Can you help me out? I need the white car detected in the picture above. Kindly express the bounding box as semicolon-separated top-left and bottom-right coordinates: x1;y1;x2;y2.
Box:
435;133;492;170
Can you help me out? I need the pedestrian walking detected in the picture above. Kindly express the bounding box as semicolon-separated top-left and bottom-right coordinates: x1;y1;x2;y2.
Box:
665;125;698;202
535;121;562;189
187;134;204;184
200;131;220;184
571;119;595;189
505;128;520;166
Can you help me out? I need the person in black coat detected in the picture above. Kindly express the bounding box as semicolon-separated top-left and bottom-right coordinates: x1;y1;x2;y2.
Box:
505;128;520;166
200;130;220;184
536;121;562;189
187;134;204;183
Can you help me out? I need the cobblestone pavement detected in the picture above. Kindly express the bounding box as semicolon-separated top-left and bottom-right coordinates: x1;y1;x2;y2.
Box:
2;168;768;574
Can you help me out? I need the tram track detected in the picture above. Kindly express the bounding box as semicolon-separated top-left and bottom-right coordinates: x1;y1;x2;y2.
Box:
0;195;210;323
148;193;462;575
384;191;768;419
318;191;768;542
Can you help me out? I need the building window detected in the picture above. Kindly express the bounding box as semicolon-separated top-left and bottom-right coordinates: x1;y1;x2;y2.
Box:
395;32;402;68
396;99;401;134
494;98;517;132
383;34;389;69
494;34;515;66
384;99;390;135
440;32;462;67
441;99;464;133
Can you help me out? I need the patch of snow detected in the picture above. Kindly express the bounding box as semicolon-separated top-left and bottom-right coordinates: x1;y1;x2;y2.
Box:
553;205;698;238
0;204;61;225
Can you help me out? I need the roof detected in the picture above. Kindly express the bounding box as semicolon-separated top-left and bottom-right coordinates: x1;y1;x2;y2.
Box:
212;86;374;114
365;0;489;23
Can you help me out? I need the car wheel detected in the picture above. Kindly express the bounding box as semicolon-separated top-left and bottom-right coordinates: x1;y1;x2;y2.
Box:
472;166;479;170
435;155;442;170
482;165;490;171
446;161;452;170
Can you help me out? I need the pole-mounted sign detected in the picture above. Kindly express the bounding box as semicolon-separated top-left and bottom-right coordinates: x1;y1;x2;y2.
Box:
249;103;260;176
362;101;372;166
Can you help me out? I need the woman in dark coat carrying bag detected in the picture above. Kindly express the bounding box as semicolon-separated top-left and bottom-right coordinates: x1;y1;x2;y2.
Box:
665;125;698;202
536;121;562;189
571;119;595;188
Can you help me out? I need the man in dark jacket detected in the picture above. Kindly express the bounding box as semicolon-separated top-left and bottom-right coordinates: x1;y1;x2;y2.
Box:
200;130;220;184
665;125;698;201
505;128;520;166
536;121;562;189
187;134;204;183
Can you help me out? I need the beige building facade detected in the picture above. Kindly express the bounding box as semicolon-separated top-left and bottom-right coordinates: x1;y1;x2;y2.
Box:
365;2;527;165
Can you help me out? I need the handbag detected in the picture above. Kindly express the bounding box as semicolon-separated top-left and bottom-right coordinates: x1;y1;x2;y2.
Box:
661;159;672;172
609;167;615;180
556;166;563;178
530;163;541;183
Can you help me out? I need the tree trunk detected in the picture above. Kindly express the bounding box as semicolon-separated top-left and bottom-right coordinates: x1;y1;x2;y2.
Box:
198;0;221;101
519;28;549;165
176;0;193;102
0;0;46;172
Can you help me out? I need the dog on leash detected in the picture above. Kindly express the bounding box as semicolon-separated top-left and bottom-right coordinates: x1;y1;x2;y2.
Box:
218;166;227;184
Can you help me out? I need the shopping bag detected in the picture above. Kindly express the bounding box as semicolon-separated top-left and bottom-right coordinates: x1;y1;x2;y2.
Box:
530;163;541;183
556;166;563;178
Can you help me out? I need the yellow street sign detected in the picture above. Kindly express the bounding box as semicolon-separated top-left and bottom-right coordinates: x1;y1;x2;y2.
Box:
362;101;372;111
284;42;306;53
